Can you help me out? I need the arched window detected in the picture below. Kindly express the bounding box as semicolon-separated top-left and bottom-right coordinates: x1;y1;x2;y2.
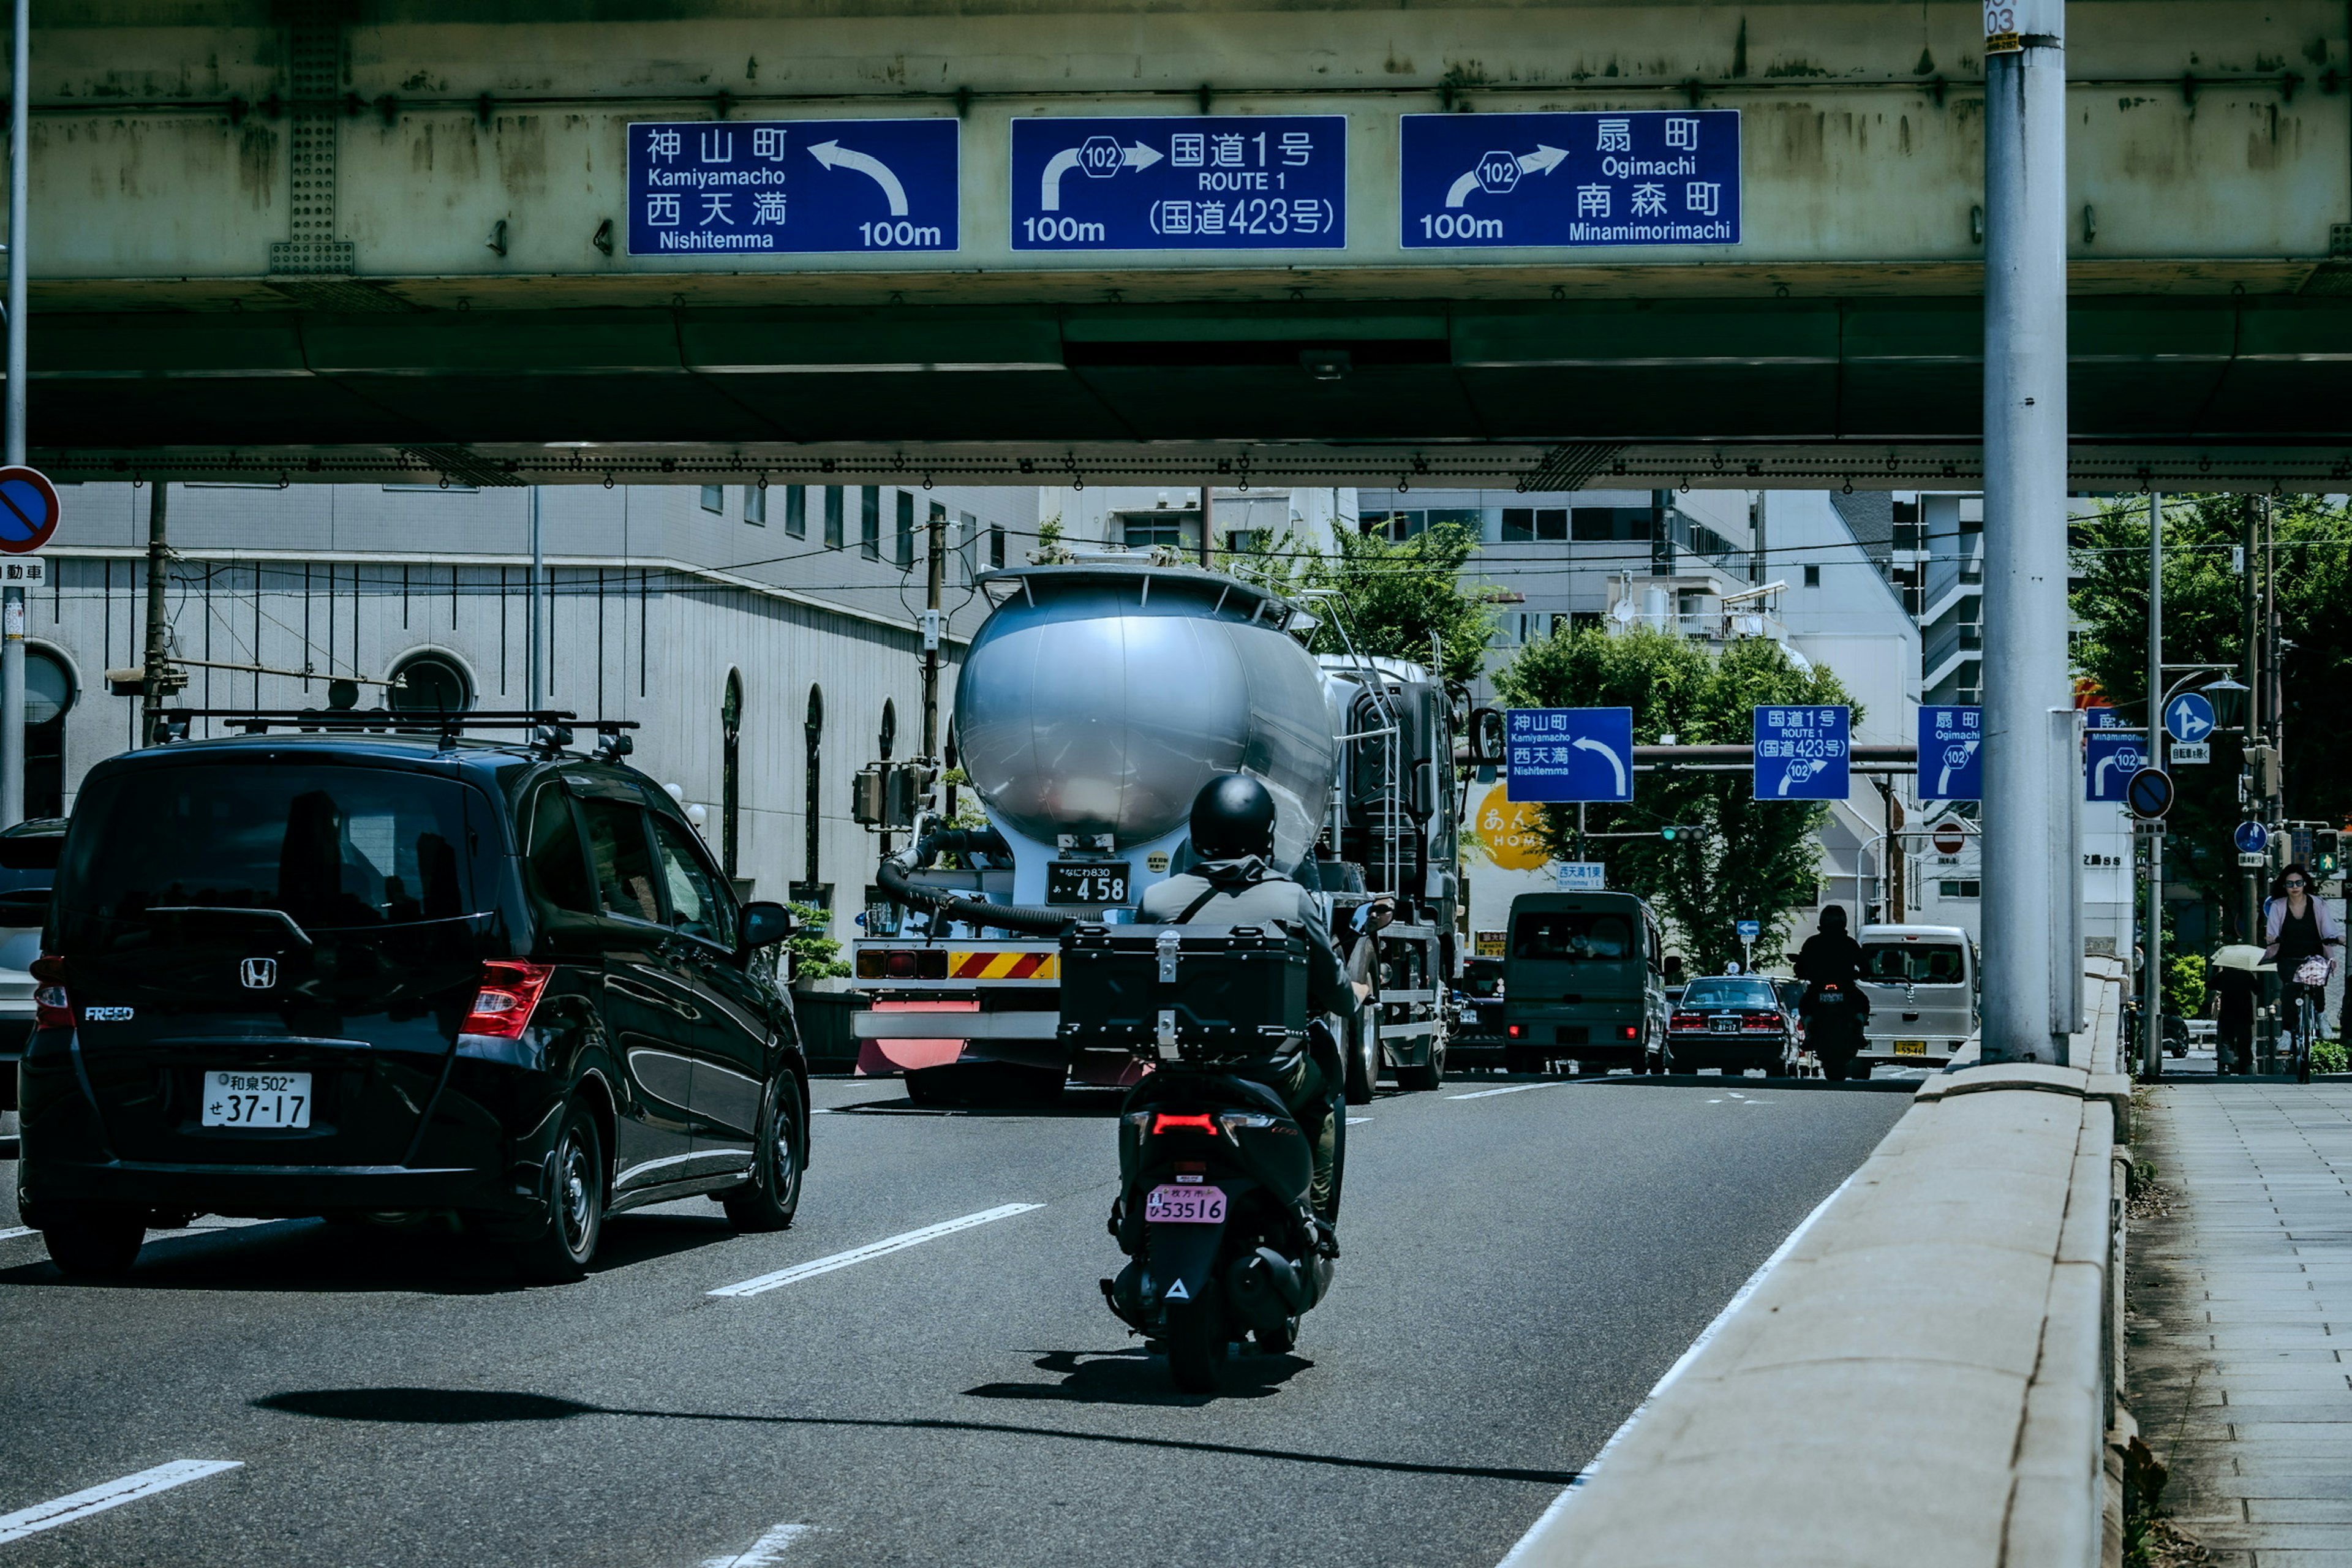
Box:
23;646;74;821
879;698;897;761
799;685;824;902
388;652;473;714
721;670;744;881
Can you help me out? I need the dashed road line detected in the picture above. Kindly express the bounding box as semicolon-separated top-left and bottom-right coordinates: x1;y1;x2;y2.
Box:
1446;1080;1575;1101
708;1204;1044;1298
701;1521;816;1566
0;1226;35;1243
0;1460;244;1545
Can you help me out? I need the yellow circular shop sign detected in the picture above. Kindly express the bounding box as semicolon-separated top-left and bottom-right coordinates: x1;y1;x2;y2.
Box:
1475;785;1552;872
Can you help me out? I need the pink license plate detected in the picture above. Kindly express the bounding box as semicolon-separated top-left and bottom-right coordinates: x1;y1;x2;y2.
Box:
1144;1183;1227;1224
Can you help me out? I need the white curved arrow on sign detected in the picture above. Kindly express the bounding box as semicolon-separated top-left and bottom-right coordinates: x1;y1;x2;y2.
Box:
1937;737;1980;797
1570;735;1628;797
809;140;910;216
1040;142;1163;211
1444;145;1569;208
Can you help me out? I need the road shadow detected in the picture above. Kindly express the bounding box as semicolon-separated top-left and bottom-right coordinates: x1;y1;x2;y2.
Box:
254;1385;1578;1485
1589;1075;1920;1094
962;1346;1311;1407
0;1210;737;1294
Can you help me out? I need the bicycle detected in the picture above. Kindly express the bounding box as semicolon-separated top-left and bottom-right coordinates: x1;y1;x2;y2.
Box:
2284;957;2333;1085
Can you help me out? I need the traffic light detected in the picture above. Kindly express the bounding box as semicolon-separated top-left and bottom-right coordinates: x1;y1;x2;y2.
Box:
1660;824;1703;842
2319;829;2343;883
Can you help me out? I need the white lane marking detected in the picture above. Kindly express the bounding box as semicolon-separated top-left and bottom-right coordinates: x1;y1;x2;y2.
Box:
811;1108;837;1114
1493;1173;1854;1567
0;1226;36;1243
1345;1117;1372;1126
701;1521;815;1567
708;1204;1044;1298
0;1460;244;1544
1446;1080;1573;1101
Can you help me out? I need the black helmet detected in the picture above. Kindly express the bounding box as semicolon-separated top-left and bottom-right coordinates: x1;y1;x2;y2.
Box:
1190;774;1276;861
1820;905;1849;933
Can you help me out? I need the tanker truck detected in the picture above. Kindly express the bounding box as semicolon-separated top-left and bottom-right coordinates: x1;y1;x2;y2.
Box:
851;558;1460;1107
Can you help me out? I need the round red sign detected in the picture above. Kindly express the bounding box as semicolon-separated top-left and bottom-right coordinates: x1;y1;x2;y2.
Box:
1932;823;1967;855
0;466;61;554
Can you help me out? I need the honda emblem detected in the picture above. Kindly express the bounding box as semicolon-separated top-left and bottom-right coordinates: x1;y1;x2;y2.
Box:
239;957;277;990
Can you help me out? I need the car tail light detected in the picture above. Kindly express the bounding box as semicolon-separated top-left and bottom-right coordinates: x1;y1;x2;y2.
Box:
1742;1014;1781;1033
1670;1012;1703;1031
1150;1112;1217;1135
462;961;554;1039
855;948;949;981
1619;1025;1639;1039
1507;1023;1523;1038
31;952;69;1030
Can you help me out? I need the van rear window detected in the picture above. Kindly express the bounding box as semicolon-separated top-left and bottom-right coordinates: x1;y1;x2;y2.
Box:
1513;911;1635;962
61;764;477;929
1863;943;1966;983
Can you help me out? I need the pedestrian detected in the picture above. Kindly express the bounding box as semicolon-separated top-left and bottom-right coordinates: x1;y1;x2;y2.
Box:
2264;863;2343;1060
2211;946;2264;1076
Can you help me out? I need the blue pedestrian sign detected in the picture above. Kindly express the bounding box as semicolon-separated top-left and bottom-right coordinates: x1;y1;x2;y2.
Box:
1918;705;1984;802
1011;116;1346;250
2164;692;2216;744
2084;733;2146;802
1505;707;1635;804
627;119;959;255
1399;110;1741;249
1753;706;1850;801
1735;919;1761;940
2234;820;2270;855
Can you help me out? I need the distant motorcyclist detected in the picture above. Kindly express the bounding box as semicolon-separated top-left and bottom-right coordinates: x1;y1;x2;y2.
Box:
1137;775;1384;1233
1795;905;1872;1022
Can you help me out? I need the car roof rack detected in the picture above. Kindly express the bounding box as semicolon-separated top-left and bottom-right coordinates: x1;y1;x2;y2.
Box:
155;708;641;757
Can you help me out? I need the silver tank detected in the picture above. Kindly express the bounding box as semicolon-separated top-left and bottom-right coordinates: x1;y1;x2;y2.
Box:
954;564;1338;865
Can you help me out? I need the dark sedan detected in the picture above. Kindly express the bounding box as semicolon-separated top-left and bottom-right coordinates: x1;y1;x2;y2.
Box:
1662;974;1799;1078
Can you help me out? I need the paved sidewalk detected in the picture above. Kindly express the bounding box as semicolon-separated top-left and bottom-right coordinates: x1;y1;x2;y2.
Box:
2135;1083;2352;1564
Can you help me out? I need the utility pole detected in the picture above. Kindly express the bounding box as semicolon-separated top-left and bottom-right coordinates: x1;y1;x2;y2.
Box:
2242;494;2261;943
1874;778;1907;920
1;0;30;825
921;501;946;760
2143;492;2165;1079
140;482;173;745
1198;484;1213;569
525;486;543;713
1978;0;2073;1064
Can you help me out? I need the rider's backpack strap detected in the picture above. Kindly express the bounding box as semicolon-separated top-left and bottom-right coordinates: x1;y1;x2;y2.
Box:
1170;883;1223;925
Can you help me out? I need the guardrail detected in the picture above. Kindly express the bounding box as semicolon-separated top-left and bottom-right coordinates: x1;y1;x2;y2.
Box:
1506;956;2134;1568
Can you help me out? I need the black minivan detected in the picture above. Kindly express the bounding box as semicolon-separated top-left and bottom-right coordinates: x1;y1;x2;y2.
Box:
17;729;805;1281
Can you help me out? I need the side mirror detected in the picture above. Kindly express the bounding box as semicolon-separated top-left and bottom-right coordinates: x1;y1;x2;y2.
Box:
741;900;795;949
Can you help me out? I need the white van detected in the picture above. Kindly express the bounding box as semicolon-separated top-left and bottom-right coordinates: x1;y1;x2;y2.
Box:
1855;924;1980;1069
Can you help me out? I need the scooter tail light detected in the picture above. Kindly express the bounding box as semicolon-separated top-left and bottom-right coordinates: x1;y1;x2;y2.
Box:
462;960;556;1040
1149;1112;1218;1135
31;952;69;1030
1218;1111;1277;1131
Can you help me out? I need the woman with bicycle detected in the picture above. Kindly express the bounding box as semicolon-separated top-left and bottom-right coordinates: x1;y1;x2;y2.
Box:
2264;863;2343;1081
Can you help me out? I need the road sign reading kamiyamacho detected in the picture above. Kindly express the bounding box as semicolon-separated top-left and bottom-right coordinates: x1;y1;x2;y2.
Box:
1010;116;1346;250
1753;706;1850;801
1398;110;1740;248
627;119;960;255
1918;705;1983;802
1505;707;1634;804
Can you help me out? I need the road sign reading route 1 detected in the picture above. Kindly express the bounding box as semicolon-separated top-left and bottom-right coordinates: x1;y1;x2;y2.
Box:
0;466;60;554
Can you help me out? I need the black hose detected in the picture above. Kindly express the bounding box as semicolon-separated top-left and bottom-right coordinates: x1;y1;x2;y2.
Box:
873;826;1074;938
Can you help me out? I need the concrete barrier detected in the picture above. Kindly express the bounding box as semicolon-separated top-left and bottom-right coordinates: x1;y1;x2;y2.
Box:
1504;958;2133;1568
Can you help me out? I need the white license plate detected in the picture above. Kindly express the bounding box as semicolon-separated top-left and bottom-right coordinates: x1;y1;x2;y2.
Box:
1893;1039;1928;1056
1711;1017;1740;1033
1144;1183;1227;1224
202;1070;312;1129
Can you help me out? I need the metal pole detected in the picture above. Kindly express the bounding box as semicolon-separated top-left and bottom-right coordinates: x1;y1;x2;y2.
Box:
1978;0;2071;1065
525;486;543;713
922;502;945;760
2242;494;2260;943
140;481;170;747
1198;483;1213;568
2143;492;2164;1079
1;0;29;826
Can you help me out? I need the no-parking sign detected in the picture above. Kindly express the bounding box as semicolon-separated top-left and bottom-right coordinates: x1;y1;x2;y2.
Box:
0;467;61;555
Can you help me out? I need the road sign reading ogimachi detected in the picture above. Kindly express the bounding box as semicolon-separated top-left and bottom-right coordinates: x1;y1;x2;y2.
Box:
627;119;960;255
1398;110;1741;249
1010;116;1346;250
0;467;61;555
1918;705;1984;802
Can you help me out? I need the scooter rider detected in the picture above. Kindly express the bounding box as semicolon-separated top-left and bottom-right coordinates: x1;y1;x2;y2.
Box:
1137;775;1390;1234
1795;904;1872;1033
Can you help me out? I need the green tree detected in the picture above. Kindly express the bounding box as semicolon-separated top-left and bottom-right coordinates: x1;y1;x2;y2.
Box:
1494;626;1856;974
2069;494;2352;932
1218;521;1497;687
785;902;850;981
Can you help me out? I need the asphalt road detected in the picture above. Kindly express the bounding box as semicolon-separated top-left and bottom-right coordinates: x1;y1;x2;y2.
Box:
0;1074;1907;1568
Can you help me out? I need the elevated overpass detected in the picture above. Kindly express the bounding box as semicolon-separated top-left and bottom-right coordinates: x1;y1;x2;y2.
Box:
20;0;2352;486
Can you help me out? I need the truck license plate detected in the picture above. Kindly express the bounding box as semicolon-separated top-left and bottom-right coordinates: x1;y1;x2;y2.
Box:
1144;1183;1226;1224
1047;861;1131;905
1893;1039;1928;1056
202;1070;312;1128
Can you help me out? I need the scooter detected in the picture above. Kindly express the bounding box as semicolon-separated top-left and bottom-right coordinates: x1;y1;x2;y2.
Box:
1101;1054;1336;1393
1807;979;1868;1080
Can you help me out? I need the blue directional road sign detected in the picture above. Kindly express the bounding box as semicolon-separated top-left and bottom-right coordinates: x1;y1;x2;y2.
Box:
2084;733;2146;802
1010;116;1346;251
2235;820;2270;856
1753;705;1850;801
2164;692;2217;745
1505;707;1635;804
627;119;959;256
2086;707;2128;729
1735;919;1761;940
1918;705;1984;802
1400;110;1740;249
